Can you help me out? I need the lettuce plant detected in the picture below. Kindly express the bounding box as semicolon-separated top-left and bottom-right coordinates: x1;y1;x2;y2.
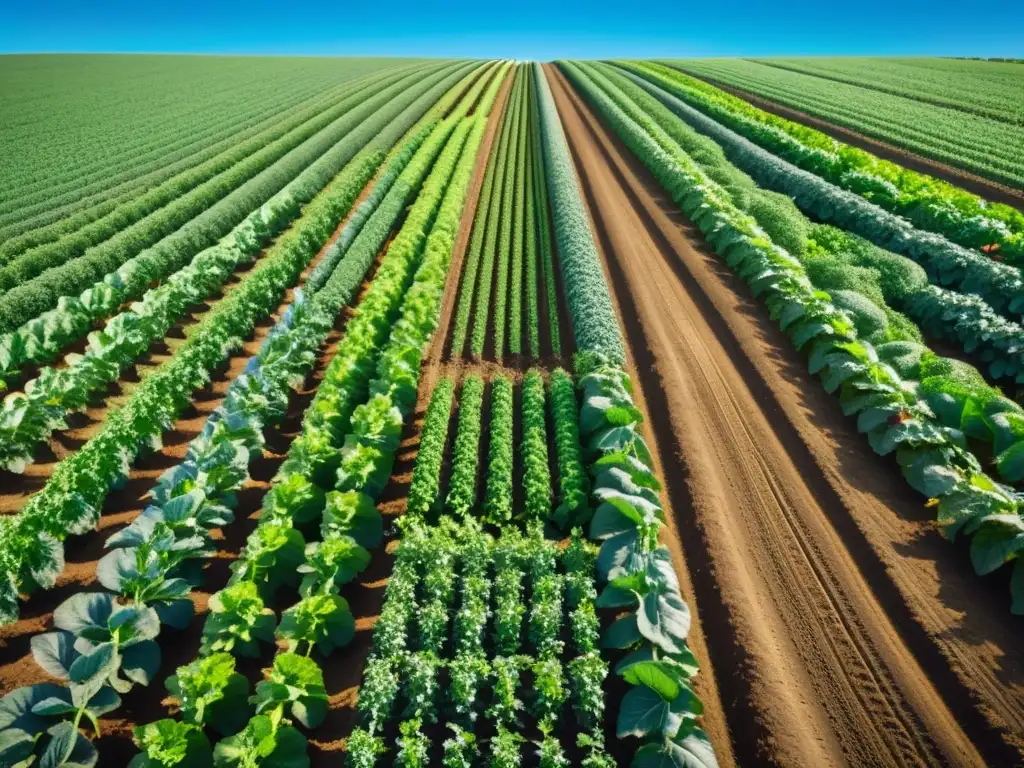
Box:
165;652;250;736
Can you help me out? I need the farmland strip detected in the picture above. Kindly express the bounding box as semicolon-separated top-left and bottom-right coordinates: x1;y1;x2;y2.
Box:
0;62;460;335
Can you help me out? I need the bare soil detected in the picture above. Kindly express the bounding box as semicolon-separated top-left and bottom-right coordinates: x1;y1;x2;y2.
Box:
683;71;1024;210
546;63;1024;768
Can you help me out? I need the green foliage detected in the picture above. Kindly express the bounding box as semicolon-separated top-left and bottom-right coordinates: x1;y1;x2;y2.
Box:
446;376;485;517
570;56;1024;617
528;80;562;357
0;63;470;336
648;58;1024;226
535;63;625;363
407;379;455;519
521;370;552;519
549;369;589;529
130;719;212;768
471;68;524;359
829;289;889;344
745;189;809;256
165;653;250;736
484;377;515;523
507;72;531;357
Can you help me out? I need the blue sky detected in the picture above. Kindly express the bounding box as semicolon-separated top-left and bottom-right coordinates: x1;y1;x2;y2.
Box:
2;0;1022;59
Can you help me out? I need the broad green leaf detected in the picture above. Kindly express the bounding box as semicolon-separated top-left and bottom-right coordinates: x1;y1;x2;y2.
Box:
31;632;78;680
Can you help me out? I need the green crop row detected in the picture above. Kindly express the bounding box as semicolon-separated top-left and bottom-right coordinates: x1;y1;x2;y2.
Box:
471;67;525;359
0;67;424;293
447;105;503;357
529;79;562;358
521;370;552;519
407;379;456;518
1;58;416;227
621;61;1024;265
348;520;615;767
484;376;515;523
549;368;590;530
618;63;1024;320
534;63;625;364
122;63;508;768
566;61;1024;481
0;64;473;383
0;67;491;627
445;376;486;516
508;72;531;357
663;58;1024;190
0;63;472;336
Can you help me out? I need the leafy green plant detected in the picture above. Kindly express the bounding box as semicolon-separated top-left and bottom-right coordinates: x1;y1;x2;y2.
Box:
201;581;277;657
212;713;308;768
472;70;525;359
548;369;589;529
534;62;625;363
484;376;514;523
407;378;455;519
445;376;485;517
346;727;387;768
130;719;213;768
449;653;491;721
395;718;430;767
521;370;552;519
401;653;440;722
442;723;479;767
493;568;525;655
165;653;250;736
276;594;356;656
252;654;329;729
489;725;524;768
356;656;399;733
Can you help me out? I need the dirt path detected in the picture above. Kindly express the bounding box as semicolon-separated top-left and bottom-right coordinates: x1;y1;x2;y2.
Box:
677;71;1024;210
546;63;1024;768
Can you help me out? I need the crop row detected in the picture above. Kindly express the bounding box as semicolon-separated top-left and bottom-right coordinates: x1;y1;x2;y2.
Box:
407;369;586;529
620;62;1024;265
750;57;1024;126
470;67;525;359
126;63;509;768
663;58;1024;189
0;63;507;767
534;63;625;364
567;61;1024;481
531;65;715;765
563;59;1024;611
449;63;562;362
615;65;1024;324
0;62;472;337
1;57;407;226
0;63;473;382
0;65;487;625
0;72;374;255
0;277;336;767
0;68;423;292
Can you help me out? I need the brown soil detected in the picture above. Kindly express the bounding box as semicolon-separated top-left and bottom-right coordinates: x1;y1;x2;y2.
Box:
679;71;1024;210
546;63;1024;768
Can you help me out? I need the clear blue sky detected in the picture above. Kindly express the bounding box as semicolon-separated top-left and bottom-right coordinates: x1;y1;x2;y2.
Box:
2;0;1022;59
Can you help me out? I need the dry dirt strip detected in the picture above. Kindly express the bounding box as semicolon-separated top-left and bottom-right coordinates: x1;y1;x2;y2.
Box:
545;63;1024;768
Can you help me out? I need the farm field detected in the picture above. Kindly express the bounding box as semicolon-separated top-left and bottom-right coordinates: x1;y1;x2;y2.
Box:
1;53;1023;768
664;57;1024;192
